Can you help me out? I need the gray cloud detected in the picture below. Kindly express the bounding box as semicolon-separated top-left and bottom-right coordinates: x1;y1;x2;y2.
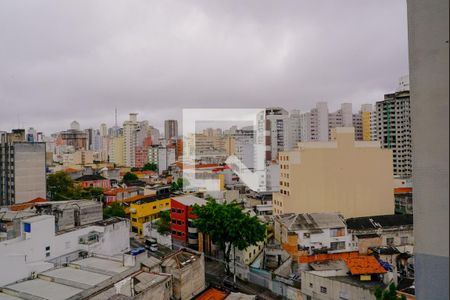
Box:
0;0;408;133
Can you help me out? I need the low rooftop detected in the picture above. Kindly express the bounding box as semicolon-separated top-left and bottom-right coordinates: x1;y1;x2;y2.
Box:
161;248;202;269
346;214;413;231
172;195;207;207
275;213;346;231
1;254;168;300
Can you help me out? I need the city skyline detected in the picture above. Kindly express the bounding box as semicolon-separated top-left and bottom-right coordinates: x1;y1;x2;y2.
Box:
0;0;408;133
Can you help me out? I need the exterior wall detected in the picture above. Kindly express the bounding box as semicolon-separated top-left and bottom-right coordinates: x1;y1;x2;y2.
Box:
274;128;394;218
13;143;47;204
0;216;130;286
300;271;376;300
234;240;266;265
162;252;205;300
170;200;188;243
357;237;382;255
130;198;171;235
408;1;449;298
0;142;46;205
110;136;124;166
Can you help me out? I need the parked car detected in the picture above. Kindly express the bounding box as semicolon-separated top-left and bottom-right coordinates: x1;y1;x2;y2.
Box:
144;238;157;250
149;245;158;252
130;247;146;256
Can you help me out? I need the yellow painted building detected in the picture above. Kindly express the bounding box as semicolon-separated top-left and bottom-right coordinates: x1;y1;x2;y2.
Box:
274;127;394;218
129;196;171;235
362;111;372;141
111;136;124;166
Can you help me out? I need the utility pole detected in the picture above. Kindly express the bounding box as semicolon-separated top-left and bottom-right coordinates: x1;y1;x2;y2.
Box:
233;246;237;284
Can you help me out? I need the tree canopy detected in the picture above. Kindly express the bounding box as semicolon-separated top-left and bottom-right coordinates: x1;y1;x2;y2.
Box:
103;202;126;219
47;172;104;201
170;177;189;192
154;210;171;235
122;172;139;184
375;283;407;300
47;171;74;200
142;162;158;171
192;199;266;273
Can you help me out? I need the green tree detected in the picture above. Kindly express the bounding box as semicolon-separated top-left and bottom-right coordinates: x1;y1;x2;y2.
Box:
192;199;266;274
170;177;189;192
103;202;126;219
375;283;407;300
142;162;158;171
47;172;74;200
122;172;139;184
154;210;171;235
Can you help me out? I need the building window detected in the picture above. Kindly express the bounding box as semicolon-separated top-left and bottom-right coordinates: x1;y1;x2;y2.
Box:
401;236;408;245
320;286;327;294
23;223;31;233
303;233;310;238
309;283;313;288
386;237;395;246
330;228;345;237
330;241;346;250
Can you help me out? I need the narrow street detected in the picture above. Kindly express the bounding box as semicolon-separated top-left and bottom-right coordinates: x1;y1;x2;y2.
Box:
205;258;284;300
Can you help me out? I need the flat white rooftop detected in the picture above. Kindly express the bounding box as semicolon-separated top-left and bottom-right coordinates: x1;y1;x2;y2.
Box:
5;279;82;300
41;267;111;287
0;293;22;300
70;257;129;274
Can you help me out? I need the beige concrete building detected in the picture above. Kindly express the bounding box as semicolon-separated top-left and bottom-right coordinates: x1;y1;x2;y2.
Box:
273;127;394;218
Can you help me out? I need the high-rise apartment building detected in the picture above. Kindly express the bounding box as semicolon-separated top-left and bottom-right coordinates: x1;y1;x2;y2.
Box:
0;132;46;205
164;120;178;142
300;102;329;142
148;146;175;174
360;104;377;141
109;135;124;166
408;0;449;298
376;90;412;178
273;127;394;218
123;113;138;167
266;107;289;161
328;103;355;140
60;122;87;151
288;110;302;150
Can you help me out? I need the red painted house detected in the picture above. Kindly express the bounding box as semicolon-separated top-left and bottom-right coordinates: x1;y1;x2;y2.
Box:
74;174;111;189
170;195;206;249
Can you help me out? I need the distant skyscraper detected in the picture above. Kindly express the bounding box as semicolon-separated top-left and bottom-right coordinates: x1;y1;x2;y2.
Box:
60;122;87;150
266;107;289;161
26;127;37;142
100;123;108;137
360;104;377;141
300;102;329;142
288;110;302;150
123;113;139;167
376;89;412;178
328;103;353;139
70;120;80;131
164;120;178;141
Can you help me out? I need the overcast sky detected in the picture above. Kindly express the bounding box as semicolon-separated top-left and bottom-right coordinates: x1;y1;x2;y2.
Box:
0;0;408;134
